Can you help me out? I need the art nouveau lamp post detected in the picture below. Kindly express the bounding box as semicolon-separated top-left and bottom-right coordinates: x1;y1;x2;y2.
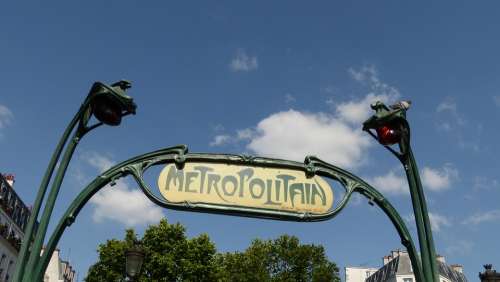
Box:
13;88;436;282
13;81;137;282
363;101;439;282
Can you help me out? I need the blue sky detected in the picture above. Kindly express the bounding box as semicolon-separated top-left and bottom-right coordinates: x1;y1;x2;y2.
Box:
1;1;500;280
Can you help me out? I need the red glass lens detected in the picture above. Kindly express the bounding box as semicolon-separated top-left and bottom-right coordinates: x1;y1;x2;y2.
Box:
375;125;401;145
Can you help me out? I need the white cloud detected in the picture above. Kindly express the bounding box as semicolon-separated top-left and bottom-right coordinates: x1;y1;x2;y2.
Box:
213;124;225;132
245;110;371;169
71;166;88;186
436;99;465;129
80;151;115;172
436;100;457;113
421;164;458;191
493;95;500;107
367;170;408;195
429;212;452;232
229;49;258;72
209;129;255;147
0;104;13;129
236;128;254;140
322;85;336;94
285;94;296;104
365;164;458;196
211;65;401;169
405;212;451;232
81;152;164;227
435;98;482;151
462;209;500;225
338;65;400;124
347;65;400;98
473;176;499;190
90;179;164;227
349;193;364;206
445;240;474;256
336;93;396;125
209;134;231;146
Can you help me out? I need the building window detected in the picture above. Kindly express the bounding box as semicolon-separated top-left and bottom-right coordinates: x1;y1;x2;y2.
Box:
403;279;413;282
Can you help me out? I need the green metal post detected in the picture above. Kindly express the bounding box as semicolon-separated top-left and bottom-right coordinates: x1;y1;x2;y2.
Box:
403;148;439;282
363;101;439;282
31;146;187;280
33;176;111;280
22;130;83;282
13;81;135;282
12;100;90;282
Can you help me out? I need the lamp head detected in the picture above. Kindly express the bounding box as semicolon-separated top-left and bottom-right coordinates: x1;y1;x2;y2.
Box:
89;80;136;126
375;123;402;145
125;242;144;279
363;100;411;146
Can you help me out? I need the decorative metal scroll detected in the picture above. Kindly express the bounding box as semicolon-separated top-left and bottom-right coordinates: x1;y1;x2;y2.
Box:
123;145;366;221
37;145;423;282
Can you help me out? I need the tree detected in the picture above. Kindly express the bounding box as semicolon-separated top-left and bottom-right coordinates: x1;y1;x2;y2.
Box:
85;220;340;282
218;235;340;282
85;219;221;281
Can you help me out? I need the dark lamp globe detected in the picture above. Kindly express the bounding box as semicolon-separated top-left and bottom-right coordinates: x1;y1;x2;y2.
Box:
91;95;122;126
125;248;144;279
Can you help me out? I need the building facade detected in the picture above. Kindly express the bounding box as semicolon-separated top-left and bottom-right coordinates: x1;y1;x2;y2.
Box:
0;174;31;281
346;249;468;282
345;266;379;282
43;248;76;282
0;173;76;281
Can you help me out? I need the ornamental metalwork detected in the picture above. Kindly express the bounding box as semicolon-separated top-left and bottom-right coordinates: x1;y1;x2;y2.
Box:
12;81;439;282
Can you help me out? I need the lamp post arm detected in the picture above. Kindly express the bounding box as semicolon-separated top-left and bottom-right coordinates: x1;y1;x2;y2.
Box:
31;146;188;281
298;157;424;282
13;99;91;282
33;170;120;281
402;147;439;282
363;101;439;282
22;128;86;282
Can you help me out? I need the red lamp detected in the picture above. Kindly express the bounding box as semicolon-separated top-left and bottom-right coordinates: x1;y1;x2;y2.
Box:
375;124;401;145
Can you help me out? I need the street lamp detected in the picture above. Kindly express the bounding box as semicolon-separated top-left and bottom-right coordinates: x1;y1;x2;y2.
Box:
90;80;136;126
363;100;439;282
15;93;435;282
125;241;145;281
13;80;137;282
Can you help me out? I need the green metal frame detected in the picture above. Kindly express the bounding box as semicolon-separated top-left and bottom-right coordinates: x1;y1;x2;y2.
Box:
12;81;437;282
27;145;424;282
13;81;136;282
364;102;439;282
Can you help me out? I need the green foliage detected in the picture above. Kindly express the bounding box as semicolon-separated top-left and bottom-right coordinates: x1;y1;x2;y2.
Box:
85;220;339;282
85;219;220;282
218;235;340;282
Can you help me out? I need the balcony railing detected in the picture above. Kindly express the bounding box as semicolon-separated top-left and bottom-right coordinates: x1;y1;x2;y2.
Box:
0;223;21;252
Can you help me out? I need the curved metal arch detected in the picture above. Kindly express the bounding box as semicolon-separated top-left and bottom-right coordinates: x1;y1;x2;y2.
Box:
34;145;424;282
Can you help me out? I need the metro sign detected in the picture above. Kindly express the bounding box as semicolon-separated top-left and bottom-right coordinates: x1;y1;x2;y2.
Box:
158;162;334;214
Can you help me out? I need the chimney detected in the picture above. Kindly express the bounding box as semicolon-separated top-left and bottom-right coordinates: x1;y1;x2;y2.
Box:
450;264;463;273
4;174;14;188
479;264;500;281
436;255;446;263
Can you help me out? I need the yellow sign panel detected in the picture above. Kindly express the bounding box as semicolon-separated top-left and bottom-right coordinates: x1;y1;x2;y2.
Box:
157;163;334;214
